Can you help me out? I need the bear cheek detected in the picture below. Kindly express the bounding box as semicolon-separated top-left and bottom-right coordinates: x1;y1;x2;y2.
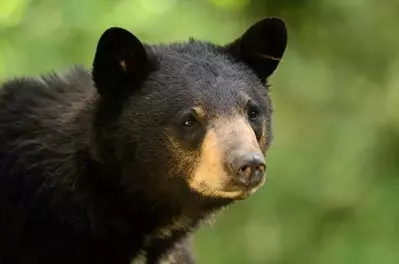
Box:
188;129;229;197
258;124;268;154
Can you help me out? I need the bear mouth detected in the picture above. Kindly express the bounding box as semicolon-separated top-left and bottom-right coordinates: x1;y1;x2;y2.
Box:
188;171;266;200
210;188;259;200
215;177;266;200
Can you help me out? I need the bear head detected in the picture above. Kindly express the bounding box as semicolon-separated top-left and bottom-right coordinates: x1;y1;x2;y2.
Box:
90;17;287;211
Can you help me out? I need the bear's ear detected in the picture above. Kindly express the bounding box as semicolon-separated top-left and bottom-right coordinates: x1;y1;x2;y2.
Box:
225;17;287;82
92;27;148;98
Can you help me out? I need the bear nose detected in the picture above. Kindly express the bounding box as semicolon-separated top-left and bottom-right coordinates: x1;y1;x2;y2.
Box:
231;152;266;187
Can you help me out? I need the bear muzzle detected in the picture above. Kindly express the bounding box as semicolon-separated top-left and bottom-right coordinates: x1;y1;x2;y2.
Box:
188;116;268;200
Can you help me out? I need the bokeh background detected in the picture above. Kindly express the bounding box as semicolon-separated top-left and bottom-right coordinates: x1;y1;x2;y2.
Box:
1;0;399;263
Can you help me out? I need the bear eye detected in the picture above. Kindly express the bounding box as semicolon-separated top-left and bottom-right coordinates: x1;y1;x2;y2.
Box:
247;105;260;121
183;119;197;128
181;114;199;129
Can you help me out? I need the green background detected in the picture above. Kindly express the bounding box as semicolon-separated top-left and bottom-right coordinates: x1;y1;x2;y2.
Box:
1;0;398;263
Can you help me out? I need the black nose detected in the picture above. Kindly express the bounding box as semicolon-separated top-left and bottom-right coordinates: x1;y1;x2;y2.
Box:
232;152;266;187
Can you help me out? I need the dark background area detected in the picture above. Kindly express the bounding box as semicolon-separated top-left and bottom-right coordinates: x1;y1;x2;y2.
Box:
1;0;398;263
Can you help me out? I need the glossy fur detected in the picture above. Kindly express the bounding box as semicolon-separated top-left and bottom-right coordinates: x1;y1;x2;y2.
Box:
0;18;287;264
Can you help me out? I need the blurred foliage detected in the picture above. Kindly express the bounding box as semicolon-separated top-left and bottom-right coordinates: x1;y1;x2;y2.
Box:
1;0;399;263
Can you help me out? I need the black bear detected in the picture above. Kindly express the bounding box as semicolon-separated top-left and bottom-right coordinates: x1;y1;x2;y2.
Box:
0;17;287;264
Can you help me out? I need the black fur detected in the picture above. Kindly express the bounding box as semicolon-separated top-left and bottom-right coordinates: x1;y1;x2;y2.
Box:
0;18;287;264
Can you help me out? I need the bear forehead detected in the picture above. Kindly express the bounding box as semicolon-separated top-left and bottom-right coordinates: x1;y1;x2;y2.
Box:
150;41;260;84
137;41;269;111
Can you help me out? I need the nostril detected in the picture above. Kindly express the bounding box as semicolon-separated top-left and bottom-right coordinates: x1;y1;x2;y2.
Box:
238;163;265;178
256;164;266;174
239;165;252;179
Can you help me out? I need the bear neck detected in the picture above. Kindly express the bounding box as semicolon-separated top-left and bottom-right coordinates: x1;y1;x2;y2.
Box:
78;152;234;244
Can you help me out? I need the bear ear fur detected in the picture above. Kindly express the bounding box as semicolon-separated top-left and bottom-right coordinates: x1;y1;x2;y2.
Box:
225;17;288;82
92;27;148;98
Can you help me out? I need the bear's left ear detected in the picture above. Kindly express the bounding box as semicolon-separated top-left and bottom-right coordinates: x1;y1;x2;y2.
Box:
225;17;287;82
92;27;148;98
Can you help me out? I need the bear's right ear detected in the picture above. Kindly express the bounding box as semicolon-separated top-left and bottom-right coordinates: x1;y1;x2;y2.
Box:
92;27;148;98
